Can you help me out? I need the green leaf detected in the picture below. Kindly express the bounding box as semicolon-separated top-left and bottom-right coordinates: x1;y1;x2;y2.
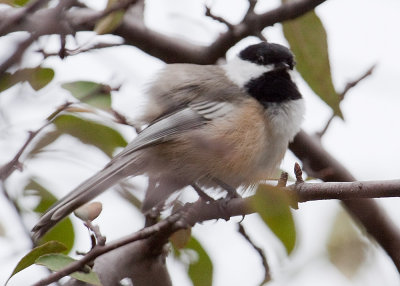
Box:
327;210;368;278
35;254;102;286
186;236;213;286
26;130;61;159
40;219;75;253
95;11;125;35
281;4;342;118
0;72;14;92
7;241;67;282
53;114;127;157
0;67;54;93
24;180;75;253
61;81;112;109
28;67;55;91
94;0;125;35
252;184;296;254
0;0;30;7
25;180;57;214
13;0;31;6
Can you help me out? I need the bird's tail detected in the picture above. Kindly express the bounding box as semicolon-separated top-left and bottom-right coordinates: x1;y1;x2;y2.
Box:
31;153;146;241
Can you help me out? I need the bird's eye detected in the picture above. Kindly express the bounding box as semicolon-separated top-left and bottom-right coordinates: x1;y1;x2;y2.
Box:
257;55;264;64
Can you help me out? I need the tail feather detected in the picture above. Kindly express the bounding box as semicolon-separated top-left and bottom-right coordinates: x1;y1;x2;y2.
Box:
32;154;145;241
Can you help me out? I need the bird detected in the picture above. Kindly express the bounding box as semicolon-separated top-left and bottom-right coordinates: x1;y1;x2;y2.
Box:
32;42;305;240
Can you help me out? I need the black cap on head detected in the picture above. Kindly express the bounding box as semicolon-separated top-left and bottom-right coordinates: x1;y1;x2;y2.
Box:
239;42;295;69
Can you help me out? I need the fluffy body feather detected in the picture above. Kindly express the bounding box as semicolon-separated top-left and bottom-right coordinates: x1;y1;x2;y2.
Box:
32;42;304;240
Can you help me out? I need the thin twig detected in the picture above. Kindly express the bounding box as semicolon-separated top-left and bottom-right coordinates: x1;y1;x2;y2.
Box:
277;172;289;187
32;213;181;286
37;42;125;59
340;65;376;100
0;102;73;181
316;65;376;137
238;223;271;284
247;0;258;13
0;182;35;247
244;0;258;19
110;108;140;133
205;5;234;29
59;34;67;59
0;0;78;73
294;163;304;184
80;0;139;25
0;0;51;34
84;221;106;246
0;35;36;74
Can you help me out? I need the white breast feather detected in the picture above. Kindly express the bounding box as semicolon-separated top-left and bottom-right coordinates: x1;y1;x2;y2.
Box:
267;99;305;141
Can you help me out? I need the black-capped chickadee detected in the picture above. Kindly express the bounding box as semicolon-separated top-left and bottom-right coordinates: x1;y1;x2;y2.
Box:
32;42;305;240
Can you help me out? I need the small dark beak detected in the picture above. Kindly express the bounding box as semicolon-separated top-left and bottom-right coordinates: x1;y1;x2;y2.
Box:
275;61;294;71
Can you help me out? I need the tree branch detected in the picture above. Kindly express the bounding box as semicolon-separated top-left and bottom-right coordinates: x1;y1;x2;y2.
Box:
289;130;400;272
238;223;271;284
205;5;234;30
32;176;400;285
0;0;50;34
316;64;376;137
0;102;73;182
0;0;326;65
32;213;181;286
293;180;400;202
113;0;327;63
0;35;36;74
0;0;77;72
3;0;399;280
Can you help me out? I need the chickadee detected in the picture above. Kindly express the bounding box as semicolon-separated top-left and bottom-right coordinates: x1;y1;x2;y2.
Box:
32;42;304;240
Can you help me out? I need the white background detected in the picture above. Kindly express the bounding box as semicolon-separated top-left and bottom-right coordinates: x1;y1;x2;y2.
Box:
1;0;400;285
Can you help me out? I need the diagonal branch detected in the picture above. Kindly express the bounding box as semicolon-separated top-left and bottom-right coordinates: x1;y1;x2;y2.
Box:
316;64;376;137
289;130;400;272
0;0;50;34
32;213;181;286
238;223;271;284
0;35;36;74
0;102;72;182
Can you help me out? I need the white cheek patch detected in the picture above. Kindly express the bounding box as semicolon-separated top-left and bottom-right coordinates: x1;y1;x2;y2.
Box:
222;57;275;88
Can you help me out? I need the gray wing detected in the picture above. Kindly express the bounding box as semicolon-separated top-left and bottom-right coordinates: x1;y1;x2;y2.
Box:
46;106;212;215
109;100;234;161
31;100;234;240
